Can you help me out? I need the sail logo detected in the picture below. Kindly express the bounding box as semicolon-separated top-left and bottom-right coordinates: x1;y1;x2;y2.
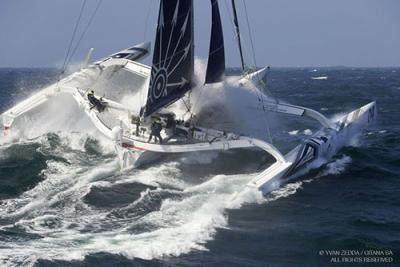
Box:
151;68;168;99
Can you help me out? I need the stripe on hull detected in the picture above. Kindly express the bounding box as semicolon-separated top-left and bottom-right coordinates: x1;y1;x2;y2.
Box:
122;143;146;151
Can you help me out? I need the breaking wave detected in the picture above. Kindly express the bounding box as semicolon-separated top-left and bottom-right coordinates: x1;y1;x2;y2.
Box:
0;131;289;266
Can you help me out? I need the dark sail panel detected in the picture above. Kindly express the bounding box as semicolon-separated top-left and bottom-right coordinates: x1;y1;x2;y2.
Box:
142;0;194;117
205;0;225;84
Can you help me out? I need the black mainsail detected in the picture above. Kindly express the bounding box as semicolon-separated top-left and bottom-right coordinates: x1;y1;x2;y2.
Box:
205;0;225;84
142;0;194;117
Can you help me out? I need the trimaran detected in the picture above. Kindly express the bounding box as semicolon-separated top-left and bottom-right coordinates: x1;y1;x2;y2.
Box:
0;0;376;194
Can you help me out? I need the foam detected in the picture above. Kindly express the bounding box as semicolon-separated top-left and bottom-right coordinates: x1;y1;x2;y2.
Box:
303;129;313;135
311;76;328;80
1;150;299;265
115;161;189;190
178;151;219;165
322;155;352;176
1;114;362;267
266;181;305;202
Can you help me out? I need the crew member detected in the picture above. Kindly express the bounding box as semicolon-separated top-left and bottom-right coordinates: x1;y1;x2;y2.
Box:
87;90;106;112
148;117;163;144
165;114;176;136
131;115;140;136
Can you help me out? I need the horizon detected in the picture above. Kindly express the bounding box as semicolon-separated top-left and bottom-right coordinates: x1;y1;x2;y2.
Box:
1;0;399;68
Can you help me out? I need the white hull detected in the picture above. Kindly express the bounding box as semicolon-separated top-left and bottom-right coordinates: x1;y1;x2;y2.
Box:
248;101;376;193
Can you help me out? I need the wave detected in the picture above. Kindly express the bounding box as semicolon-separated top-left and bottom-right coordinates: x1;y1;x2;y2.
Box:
0;132;305;266
351;217;400;231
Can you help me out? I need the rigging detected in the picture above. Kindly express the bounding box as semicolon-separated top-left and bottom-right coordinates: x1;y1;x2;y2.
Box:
61;0;87;75
230;0;246;72
65;0;103;69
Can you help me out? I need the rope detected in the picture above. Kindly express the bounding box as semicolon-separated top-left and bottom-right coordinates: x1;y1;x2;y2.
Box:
242;1;274;98
242;0;257;71
223;0;237;41
181;97;192;115
235;1;273;143
224;1;255;75
65;0;103;69
223;0;244;70
61;0;87;74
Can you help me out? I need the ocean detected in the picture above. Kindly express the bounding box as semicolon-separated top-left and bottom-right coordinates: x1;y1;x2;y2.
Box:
0;67;399;266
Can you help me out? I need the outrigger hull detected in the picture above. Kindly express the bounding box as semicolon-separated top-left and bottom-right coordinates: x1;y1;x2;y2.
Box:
247;101;376;194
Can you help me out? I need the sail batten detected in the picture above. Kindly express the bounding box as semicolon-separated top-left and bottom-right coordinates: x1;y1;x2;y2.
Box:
142;0;194;117
205;0;225;84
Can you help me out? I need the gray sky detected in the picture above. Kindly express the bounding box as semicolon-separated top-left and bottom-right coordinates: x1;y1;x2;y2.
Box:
0;0;399;68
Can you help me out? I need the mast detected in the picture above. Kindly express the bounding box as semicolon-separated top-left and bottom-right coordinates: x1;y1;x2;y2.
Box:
231;0;245;72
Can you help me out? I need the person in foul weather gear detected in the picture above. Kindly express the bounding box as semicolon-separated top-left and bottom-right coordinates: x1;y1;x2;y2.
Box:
131;115;141;136
148;117;163;144
87;90;106;112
